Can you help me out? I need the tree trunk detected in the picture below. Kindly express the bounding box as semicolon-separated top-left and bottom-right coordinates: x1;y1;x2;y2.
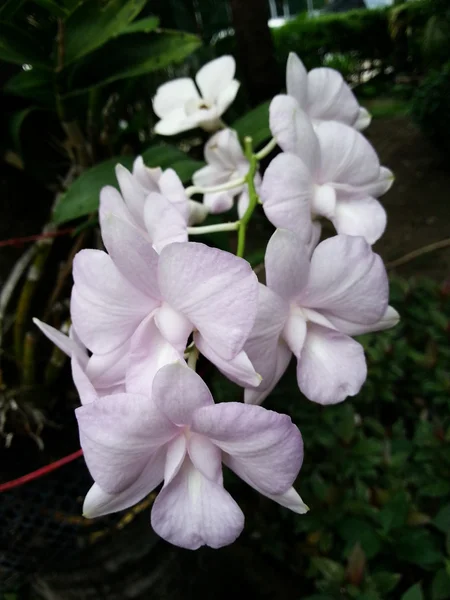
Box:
229;0;282;105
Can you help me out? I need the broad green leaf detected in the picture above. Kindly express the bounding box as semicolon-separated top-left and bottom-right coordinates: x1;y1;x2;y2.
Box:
310;557;345;583
433;504;450;533
0;23;50;68
401;583;424;600
232;101;271;149
432;569;450;600
52;156;134;224
64;30;201;95
371;571;401;594
122;16;159;35
64;0;147;65
141;144;194;169
4;68;54;106
379;491;409;533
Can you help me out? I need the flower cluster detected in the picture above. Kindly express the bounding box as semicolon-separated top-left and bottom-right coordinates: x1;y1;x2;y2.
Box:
35;54;398;550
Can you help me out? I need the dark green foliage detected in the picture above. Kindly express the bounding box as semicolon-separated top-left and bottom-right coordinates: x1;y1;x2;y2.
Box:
214;277;450;599
411;63;450;154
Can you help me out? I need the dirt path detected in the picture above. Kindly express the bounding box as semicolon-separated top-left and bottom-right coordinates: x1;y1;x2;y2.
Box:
366;116;450;281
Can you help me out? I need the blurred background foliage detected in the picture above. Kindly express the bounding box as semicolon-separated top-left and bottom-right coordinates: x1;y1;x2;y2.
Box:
0;0;449;598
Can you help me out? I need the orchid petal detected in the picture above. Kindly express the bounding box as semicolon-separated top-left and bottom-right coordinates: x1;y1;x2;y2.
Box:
265;229;310;302
325;305;400;336
216;79;240;115
195;56;236;102
164;435;187;485
33;319;87;367
283;310;307;358
355;106;372;131
158;168;189;220
203;191;235;214
144;192;188;252
307;68;360;125
332;197;387;244
286;52;308;108
153;78;199;119
188;433;223;482
244;340;291;406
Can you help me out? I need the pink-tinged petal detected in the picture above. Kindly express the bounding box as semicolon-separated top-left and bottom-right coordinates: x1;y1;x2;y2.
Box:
194;332;261;388
188;200;209;225
286;52;308;108
332;197;386;244
325;305;400;336
85;342;128;391
76;393;177;493
33;319;88;366
282;310;307;358
204;128;245;168
316;121;380;187
188;433;222;482
132;156;161;191
196;56;236;101
216;79;240;115
158;242;258;360
99;197;161;299
361;166;394;198
158;169;189;220
100;184;135;226
164;435;187;484
263;486;309;514
152;362;214;426
83;449;166;518
265;229;310;302
191;402;303;495
153;78;199;119
261;153;314;242
193;164;229;187
72;358;97;405
203;191;235;214
237;190;249;219
151;458;244;550
71;250;152;354
300;235;388;325
244;341;291;406
307;68;360;125
355;107;371;131
125;316;182;396
312;184;336;219
297;323;367;405
144;192;188;252
154;303;192;352
269;95;320;171
114;164;147;224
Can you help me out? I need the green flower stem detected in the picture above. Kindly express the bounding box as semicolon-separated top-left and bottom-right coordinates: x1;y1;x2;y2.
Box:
255;137;277;160
187;222;239;235
237;136;259;258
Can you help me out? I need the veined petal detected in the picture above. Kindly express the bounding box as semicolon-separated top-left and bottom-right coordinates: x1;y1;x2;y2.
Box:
286;52;308;108
125;315;182;396
188;433;222;483
297;323;367;405
154;302;192;352
191;402;303;495
132;156;161;191
265;229;310;302
164;435;187;485
244;340;291;406
114;164;147;225
300;235;388;325
269;95;320;171
332;196;386;244
193;164;230;187
85;342;128;391
144;192;188;253
152;362;214;426
195;56;236;102
76;393;177;493
158;168;189;220
261;153;314;242
83;449;166;518
325;305;400;336
33;319;88;367
158;242;258;360
194;332;261;388
307;67;360;125
204;128;245;169
71;250;151;354
151;458;244;550
203;191;235;214
153;78;199;119
283;310;307;358
72;357;97;405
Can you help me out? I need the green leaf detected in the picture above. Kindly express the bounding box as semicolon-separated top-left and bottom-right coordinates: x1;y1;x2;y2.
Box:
64;0;147;65
171;158;203;184
232;101;271;149
379;491;410;533
4;68;54;106
0;0;26;19
33;0;70;17
64;30;201;95
9;107;39;154
310;557;345;583
371;571;402;594
433;504;450;533
141;144;203;176
432;569;450;600
52;156;134;224
0;23;50;68
421;481;450;498
401;583;424;600
395;530;442;567
122;16;159;34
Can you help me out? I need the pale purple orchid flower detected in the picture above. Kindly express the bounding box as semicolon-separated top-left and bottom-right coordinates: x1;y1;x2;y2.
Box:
263;96;394;244
192;128;261;218
71;214;261;394
286;52;371;131
77;362;307;549
244;229;399;406
153;56;240;135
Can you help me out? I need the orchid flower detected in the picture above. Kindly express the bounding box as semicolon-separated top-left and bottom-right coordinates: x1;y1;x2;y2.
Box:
77;362;307;549
263;97;393;244
192;128;261;218
286;52;371;131
153;56;240;135
71;212;260;395
244;230;399;406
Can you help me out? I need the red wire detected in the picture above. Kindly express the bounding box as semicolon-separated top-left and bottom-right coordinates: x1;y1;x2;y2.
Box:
0;449;83;493
0;228;75;248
